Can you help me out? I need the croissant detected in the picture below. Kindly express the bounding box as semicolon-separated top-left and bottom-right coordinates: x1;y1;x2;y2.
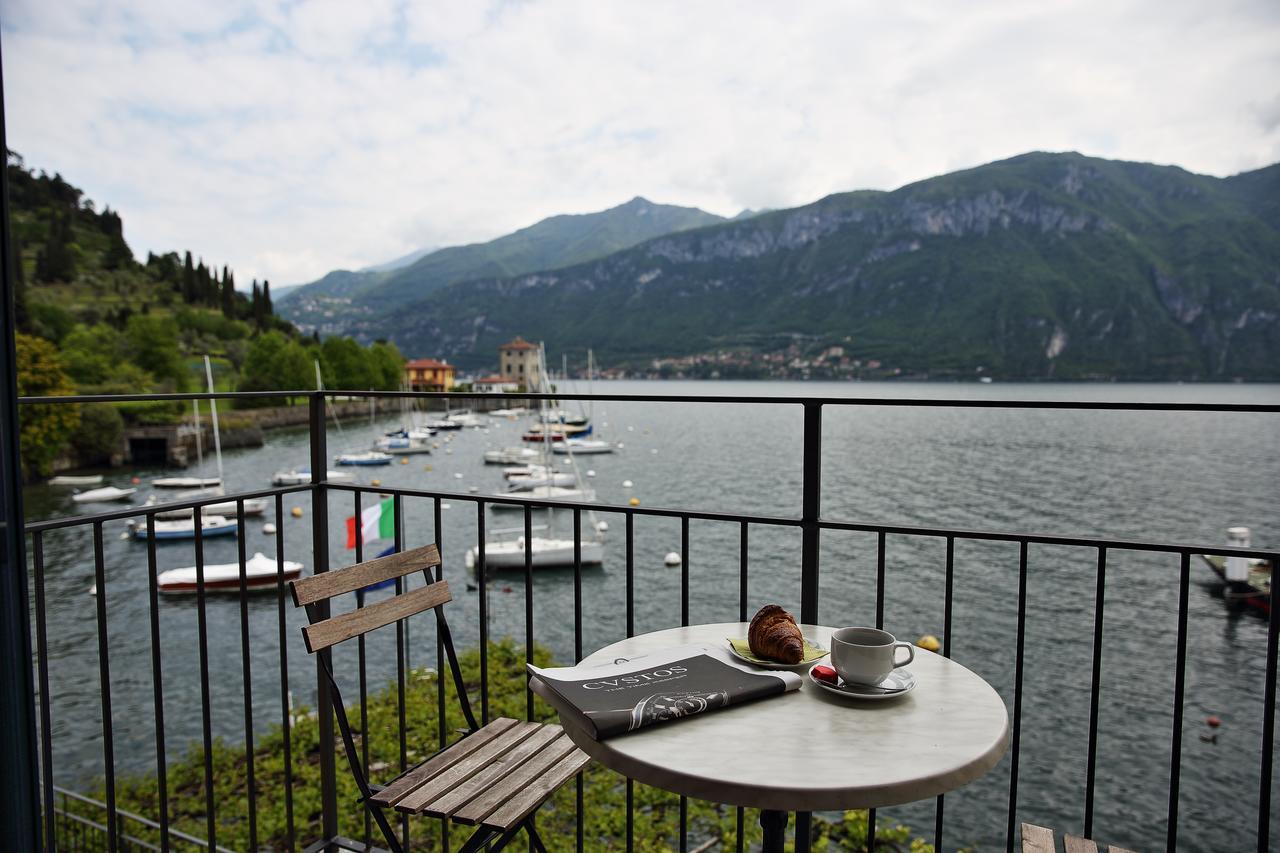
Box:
748;604;804;664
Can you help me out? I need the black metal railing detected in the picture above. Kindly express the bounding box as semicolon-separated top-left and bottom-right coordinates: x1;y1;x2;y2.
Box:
17;388;1280;852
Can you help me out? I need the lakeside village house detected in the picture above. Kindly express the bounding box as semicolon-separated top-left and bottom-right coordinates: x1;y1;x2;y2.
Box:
402;336;542;393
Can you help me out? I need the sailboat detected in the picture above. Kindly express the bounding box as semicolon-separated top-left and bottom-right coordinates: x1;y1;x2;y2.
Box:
550;350;614;454
72;486;137;503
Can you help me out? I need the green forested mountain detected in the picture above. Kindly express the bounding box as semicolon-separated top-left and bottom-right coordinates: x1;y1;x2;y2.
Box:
277;196;726;334
368;152;1280;379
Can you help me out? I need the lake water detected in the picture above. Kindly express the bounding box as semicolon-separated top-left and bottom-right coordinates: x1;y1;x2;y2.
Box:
24;380;1280;851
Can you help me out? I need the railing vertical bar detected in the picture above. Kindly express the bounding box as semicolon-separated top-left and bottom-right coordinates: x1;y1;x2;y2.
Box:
574;508;584;853
92;522;118;852
193;518;215;849
1166;552;1191;852
736;806;745;853
235;500;258;850
796;812;811;852
627;509;635;851
354;490;371;847
474;499;487;728
1258;549;1279;853
524;505;535;720
1005;540;1028;853
308;391;336;846
681;515;690;627
273;493;296;852
680;513;689;851
1084;547;1107;838
875;531;886;629
799;401;822;624
934;535;954;851
32;532;55;852
441;497;450;853
394;493;409;850
738;522;748;622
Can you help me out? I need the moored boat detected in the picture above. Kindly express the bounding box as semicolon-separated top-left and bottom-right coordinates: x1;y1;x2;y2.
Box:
465;535;604;570
146;494;268;519
484;447;543;465
489;486;595;509
157;552;304;593
271;468;355;486
551;439;615;455
72;486;137;503
1199;526;1272;615
335;451;394;466
151;477;223;489
131;514;240;540
49;474;104;487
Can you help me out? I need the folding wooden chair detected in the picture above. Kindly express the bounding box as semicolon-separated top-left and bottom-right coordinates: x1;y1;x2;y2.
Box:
292;543;590;853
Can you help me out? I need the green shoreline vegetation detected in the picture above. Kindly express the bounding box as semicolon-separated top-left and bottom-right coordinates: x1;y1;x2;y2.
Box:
80;638;935;851
8;152;406;480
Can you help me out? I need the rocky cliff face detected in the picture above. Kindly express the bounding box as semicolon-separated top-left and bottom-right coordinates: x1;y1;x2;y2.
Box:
364;152;1280;379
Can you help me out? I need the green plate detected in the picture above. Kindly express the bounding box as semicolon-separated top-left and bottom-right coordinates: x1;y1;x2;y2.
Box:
727;637;828;668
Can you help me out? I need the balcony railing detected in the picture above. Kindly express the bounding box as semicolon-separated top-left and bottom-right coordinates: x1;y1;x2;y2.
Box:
17;388;1280;852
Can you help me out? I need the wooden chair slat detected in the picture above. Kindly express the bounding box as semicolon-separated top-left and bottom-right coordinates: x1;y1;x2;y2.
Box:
452;738;582;827
482;748;592;831
291;543;441;606
371;717;519;807
394;720;544;814
1021;823;1058;853
1063;836;1098;853
1108;846;1137;853
420;727;567;818
303;580;451;652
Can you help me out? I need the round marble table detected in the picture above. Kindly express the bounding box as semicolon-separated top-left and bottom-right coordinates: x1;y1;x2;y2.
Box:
565;623;1010;850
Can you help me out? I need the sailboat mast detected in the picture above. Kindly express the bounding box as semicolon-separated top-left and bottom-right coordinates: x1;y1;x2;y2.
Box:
203;356;224;486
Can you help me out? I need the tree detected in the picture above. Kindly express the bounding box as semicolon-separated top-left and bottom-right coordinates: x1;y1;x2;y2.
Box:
12;234;28;332
125;315;186;390
62;323;127;386
183;251;195;302
221;265;234;317
262;280;273;316
368;341;405;390
69;404;124;465
238;330;314;403
320;336;375;391
15;333;81;479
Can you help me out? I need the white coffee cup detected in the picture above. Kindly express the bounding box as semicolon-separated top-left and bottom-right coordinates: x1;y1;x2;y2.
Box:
830;627;915;686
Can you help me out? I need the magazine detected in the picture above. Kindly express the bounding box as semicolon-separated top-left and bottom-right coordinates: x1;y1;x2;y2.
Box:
528;644;802;740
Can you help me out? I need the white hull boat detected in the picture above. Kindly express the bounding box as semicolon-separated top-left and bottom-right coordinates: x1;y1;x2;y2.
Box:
49;475;104;487
374;435;432;455
72;486;136;503
551;439;615;455
131;514;239;540
152;477;223;489
489;486;595;510
465;536;604;570
446;411;488;428
148;496;269;519
335;451;393;466
485;447;543;465
507;472;577;490
158;553;302;594
272;469;356;486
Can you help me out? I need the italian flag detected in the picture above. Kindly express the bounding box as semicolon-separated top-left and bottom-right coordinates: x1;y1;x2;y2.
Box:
346;497;395;549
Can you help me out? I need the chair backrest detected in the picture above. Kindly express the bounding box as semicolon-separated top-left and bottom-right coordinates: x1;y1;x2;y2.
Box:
291;543;446;653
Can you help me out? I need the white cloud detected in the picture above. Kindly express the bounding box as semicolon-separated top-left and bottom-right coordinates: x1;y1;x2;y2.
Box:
2;0;1277;286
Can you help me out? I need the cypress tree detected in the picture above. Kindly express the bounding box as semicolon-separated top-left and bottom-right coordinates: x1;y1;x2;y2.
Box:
251;280;262;326
183;251;195;302
262;280;272;316
221;267;235;317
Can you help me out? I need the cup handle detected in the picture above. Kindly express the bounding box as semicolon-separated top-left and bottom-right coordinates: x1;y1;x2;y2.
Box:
893;642;915;668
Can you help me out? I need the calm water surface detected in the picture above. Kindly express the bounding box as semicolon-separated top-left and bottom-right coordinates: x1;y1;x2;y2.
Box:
24;381;1280;851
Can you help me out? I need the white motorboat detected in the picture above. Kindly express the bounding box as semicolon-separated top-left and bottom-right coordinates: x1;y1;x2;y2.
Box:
90;552;304;597
506;467;577;490
72;486;137;503
446;410;488;428
151;477;223;489
49;474;104;487
272;468;355;486
131;514;239;540
489;486;595;510
157;552;304;594
551;439;615;455
335;451;393;466
484;447;543;465
489;407;531;417
465;536;604;570
145;494;268;519
374;434;432;455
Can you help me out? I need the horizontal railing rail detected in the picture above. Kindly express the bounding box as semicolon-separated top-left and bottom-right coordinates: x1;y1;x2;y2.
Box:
18;388;1280;853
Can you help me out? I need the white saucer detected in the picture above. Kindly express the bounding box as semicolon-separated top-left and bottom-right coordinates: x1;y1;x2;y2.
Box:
808;665;917;700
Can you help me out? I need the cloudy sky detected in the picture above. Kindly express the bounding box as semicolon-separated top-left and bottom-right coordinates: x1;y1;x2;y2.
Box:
3;0;1278;287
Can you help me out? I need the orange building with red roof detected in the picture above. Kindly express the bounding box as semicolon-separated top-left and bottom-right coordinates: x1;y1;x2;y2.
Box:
404;358;455;392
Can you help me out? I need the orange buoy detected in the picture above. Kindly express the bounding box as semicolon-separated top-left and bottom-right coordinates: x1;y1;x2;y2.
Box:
1206;715;1222;728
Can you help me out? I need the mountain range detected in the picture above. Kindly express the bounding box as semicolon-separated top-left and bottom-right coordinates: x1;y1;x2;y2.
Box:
279;152;1280;380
